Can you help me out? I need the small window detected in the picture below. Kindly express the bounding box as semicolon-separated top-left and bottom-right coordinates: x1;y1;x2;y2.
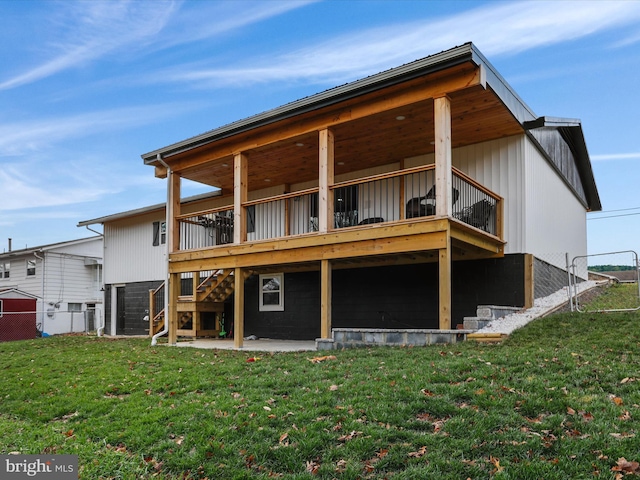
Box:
68;303;82;312
0;261;9;279
27;259;36;276
259;273;284;311
0;299;3;317
153;221;167;246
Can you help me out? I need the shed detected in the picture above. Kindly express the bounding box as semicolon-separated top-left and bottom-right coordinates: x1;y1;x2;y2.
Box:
0;288;38;342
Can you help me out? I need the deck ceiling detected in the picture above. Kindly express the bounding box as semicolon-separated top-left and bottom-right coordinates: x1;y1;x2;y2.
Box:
171;67;523;194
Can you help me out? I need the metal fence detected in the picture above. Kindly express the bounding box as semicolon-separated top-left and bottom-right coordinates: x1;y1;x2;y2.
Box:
569;250;640;313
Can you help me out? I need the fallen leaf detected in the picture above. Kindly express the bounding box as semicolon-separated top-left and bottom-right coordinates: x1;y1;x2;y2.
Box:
306;460;320;475
307;355;337;363
490;456;504;474
329;385;339;391
408;446;427;458
567;406;576;415
612;457;640;475
338;430;362;442
619;410;631;421
579;411;594;422
611;396;624;406
335;459;347;473
279;433;289;446
421;388;435;397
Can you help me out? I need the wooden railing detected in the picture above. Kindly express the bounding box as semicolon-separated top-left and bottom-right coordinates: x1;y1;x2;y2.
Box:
149;281;165;337
175;165;502;251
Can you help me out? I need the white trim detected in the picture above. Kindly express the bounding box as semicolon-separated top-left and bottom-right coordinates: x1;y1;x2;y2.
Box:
259;273;284;312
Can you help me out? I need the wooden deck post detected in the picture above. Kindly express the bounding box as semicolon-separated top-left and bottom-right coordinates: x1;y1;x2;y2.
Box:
234;153;248;244
148;288;155;337
318;129;335;233
524;253;534;309
434;95;452;217
320;259;332;339
168;171;181;253
438;237;452;330
434;95;453;330
167;168;181;345
168;272;180;345
233;267;244;348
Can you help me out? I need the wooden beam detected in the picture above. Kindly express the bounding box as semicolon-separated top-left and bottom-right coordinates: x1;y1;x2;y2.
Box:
168;272;180;345
233;153;248;244
399;159;406;220
233;267;244;348
155;164;168;179
318;129;335;233
524;253;534;309
166;65;483;172
434;95;452;217
320;259;332;339
438;236;452;330
148;288;155;338
168;171;181;253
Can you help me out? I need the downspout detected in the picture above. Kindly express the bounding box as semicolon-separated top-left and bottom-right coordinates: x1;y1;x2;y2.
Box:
152;153;171;346
84;225;105;336
33;250;45;335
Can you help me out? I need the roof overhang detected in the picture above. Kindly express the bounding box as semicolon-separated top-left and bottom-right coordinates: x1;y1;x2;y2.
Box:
141;42;536;165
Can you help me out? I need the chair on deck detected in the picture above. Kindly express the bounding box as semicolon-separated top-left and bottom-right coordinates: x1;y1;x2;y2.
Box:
405;185;459;218
455;199;494;232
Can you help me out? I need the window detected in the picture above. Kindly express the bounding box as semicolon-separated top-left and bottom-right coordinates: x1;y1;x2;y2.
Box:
26;259;36;276
68;303;82;312
0;299;3;317
153;221;166;246
259;273;284;311
0;261;9;279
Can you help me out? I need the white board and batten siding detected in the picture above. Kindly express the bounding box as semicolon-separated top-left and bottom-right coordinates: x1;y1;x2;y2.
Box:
104;210;167;285
408;134;589;276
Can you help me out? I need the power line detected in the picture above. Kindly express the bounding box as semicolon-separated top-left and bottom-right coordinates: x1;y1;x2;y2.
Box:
589;206;640;215
588;212;640;220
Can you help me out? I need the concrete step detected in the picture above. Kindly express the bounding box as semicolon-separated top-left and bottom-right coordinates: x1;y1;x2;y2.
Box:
476;305;521;320
462;317;492;330
463;305;521;331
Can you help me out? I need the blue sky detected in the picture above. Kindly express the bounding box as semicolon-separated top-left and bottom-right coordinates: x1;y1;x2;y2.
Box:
1;0;639;261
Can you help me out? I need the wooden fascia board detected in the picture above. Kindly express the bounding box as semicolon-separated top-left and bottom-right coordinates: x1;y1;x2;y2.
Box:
168;219;450;273
164;66;484;173
450;221;505;253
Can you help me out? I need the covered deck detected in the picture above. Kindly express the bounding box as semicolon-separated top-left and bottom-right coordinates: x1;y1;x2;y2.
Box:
144;44;521;346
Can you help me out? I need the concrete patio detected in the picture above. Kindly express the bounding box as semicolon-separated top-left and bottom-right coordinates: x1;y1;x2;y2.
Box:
174;338;317;352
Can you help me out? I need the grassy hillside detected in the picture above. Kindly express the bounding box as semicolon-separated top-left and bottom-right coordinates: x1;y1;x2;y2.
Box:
0;298;639;478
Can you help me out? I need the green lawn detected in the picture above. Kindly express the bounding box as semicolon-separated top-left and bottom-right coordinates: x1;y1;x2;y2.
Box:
1;302;639;478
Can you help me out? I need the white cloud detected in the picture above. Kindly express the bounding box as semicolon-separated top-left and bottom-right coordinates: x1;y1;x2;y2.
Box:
591;152;640;162
161;0;640;88
0;0;315;91
0;102;198;157
0;0;179;90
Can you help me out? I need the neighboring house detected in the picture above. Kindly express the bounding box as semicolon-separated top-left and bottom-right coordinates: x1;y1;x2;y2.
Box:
78;192;222;336
0;237;103;336
0;288;38;342
92;43;602;346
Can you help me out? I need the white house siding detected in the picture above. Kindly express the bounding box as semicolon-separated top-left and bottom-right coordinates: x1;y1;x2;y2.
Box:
41;251;102;335
405;135;527;253
523;136;588;277
104;211;167;285
0;237;103;335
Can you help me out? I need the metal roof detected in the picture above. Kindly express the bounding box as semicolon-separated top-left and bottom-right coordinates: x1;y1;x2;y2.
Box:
77;190;222;227
0;236;101;258
141;42;537;163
